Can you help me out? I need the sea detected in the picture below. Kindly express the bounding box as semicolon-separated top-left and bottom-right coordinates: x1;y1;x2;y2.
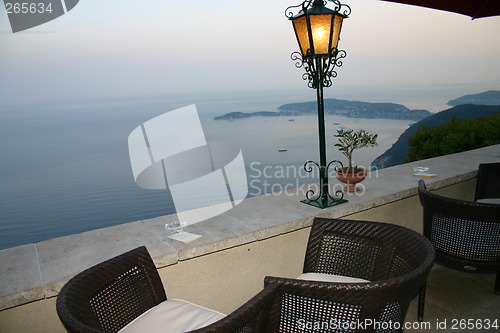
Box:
0;89;452;250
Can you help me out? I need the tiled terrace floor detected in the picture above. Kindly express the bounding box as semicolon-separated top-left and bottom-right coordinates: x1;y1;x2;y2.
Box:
405;265;499;332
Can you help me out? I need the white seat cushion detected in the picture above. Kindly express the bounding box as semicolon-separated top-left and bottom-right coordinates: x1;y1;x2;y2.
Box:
477;198;500;204
118;299;225;333
297;272;369;283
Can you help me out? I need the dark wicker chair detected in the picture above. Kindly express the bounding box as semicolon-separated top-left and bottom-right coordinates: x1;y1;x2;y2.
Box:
417;180;500;319
474;162;500;201
57;246;230;333
195;218;435;332
292;217;434;329
56;246;167;333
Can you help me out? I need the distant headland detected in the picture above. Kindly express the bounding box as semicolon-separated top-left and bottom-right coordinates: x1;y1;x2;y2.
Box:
447;90;500;106
372;90;500;169
214;98;431;121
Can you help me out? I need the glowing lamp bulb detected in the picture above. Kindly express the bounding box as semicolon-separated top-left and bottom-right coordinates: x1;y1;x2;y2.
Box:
313;27;326;39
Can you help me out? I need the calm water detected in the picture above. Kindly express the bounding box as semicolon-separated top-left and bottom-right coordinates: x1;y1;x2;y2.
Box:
0;90;439;250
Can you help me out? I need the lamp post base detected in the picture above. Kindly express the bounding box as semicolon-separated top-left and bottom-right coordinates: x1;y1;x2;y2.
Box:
301;160;348;208
301;196;347;209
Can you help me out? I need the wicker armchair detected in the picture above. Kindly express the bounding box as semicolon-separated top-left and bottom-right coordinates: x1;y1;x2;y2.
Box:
197;218;435;332
474;162;500;201
417;180;500;319
292;217;434;329
57;246;166;333
56;246;225;333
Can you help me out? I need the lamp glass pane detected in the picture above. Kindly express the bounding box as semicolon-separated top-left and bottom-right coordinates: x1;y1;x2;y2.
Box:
309;13;333;55
292;16;310;56
330;14;344;52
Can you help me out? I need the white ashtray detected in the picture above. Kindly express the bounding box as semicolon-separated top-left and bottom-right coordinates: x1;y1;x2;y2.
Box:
165;221;187;234
413;167;436;178
413;167;429;174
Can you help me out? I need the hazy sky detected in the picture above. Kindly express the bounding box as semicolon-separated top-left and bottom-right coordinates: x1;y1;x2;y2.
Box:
1;0;499;109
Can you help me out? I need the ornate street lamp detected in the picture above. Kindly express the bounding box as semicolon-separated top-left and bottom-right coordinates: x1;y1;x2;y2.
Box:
285;0;350;209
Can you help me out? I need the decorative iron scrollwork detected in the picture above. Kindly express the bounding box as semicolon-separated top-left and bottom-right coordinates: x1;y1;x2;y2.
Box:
285;0;351;19
303;160;320;174
301;160;346;204
291;50;347;89
291;51;304;68
327;159;344;175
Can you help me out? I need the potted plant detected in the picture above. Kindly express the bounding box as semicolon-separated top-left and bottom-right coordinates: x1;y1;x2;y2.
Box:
334;128;378;192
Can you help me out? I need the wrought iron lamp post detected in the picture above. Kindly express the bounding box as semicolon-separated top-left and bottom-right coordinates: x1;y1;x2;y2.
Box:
285;0;350;208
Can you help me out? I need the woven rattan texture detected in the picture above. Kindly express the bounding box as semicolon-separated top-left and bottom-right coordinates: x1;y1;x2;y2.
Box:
475;162;500;200
56;246;166;333
265;218;433;333
417;179;500;320
303;218;431;282
418;180;500;272
189;284;277;333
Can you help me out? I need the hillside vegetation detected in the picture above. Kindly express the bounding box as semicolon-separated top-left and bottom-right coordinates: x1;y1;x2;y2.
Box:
371;90;500;168
371;104;500;168
406;113;500;162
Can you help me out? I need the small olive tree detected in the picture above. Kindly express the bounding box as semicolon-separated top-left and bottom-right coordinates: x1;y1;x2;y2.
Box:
334;129;378;173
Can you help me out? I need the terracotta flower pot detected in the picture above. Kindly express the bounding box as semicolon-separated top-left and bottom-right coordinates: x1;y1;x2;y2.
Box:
336;167;366;192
